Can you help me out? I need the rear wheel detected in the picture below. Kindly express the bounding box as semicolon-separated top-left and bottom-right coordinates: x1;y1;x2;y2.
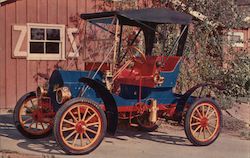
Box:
13;92;53;139
184;98;222;146
54;98;107;155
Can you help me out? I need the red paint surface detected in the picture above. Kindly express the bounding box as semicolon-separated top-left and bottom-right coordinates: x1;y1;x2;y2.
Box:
115;56;181;88
99;103;176;113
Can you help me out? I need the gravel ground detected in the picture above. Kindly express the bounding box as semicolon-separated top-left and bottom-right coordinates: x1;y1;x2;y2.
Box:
0;105;249;158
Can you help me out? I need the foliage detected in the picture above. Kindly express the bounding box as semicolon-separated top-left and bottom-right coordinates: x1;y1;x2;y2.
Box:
223;51;250;97
166;0;250;108
99;0;249;108
161;0;249;108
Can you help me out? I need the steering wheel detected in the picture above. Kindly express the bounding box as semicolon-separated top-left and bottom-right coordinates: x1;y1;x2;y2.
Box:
112;46;146;82
126;46;147;64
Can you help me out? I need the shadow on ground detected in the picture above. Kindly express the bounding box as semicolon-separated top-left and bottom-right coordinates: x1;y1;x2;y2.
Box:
0;113;190;155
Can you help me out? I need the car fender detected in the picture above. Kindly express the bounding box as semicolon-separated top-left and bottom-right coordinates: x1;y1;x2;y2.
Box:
79;77;118;135
175;83;224;119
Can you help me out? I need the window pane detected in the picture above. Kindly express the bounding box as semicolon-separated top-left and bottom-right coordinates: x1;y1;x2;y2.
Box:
30;42;44;53
47;29;60;40
230;35;241;43
31;28;45;40
46;42;59;54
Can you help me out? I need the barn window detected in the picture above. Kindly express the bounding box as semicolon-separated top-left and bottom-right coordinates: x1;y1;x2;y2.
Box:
228;31;244;47
27;23;65;60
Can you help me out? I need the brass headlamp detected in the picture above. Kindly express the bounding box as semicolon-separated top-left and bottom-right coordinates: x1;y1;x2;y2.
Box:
56;87;72;104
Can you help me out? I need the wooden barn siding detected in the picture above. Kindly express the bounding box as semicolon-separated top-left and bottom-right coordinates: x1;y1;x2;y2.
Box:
0;6;6;108
16;0;28;108
5;3;17;109
0;0;88;109
0;0;153;109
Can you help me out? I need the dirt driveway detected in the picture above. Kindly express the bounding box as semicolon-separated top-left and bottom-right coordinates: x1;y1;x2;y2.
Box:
0;113;249;158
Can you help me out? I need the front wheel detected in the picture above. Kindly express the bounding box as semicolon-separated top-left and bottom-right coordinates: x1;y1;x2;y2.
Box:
184;98;222;146
54;98;107;155
13;92;53;139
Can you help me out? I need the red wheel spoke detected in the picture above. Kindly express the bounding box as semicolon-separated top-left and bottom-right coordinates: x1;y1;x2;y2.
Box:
207;110;215;119
195;108;203;118
62;127;75;132
208;117;217;123
69;111;78;123
203;127;206;139
30;99;36;107
208;123;216;129
40;122;45;130
191;122;201;126
29;121;34;129
65;130;77;141
202;105;205;117
78;106;81;121
84;132;92;142
86;122;99;127
85;127;97;134
206;126;213;136
205;106;211;117
80;133;84;146
198;127;203;138
72;133;79;146
192;116;201;121
82;107;89;121
85;113;96;123
24;105;33;112
193;125;201;133
23;117;32;124
63;119;76;126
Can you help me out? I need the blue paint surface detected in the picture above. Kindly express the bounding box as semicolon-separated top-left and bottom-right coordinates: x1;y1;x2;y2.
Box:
48;63;194;111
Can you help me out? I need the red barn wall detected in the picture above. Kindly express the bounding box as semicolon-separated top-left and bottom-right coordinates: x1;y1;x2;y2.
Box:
0;0;153;109
0;0;94;109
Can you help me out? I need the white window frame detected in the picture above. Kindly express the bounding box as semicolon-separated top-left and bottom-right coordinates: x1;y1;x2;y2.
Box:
27;23;66;60
227;31;244;48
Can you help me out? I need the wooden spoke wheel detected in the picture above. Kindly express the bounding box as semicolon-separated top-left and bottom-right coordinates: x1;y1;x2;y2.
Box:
184;98;222;146
54;98;107;155
13;92;53;139
137;112;159;132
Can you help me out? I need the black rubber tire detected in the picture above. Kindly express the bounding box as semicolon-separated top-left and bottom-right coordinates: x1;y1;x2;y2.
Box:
184;97;222;146
13;91;52;139
54;97;107;155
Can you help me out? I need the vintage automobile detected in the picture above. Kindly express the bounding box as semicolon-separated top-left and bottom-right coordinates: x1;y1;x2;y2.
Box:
13;8;222;155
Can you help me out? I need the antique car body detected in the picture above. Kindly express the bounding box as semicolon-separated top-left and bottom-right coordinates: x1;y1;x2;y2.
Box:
14;8;222;155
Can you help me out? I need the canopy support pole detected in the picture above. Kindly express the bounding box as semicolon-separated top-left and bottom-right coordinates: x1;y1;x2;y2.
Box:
118;24;123;60
118;29;142;63
168;25;188;56
112;17;120;74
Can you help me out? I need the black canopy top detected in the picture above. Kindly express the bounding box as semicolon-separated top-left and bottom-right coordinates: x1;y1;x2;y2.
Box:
81;8;192;56
80;8;193;26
